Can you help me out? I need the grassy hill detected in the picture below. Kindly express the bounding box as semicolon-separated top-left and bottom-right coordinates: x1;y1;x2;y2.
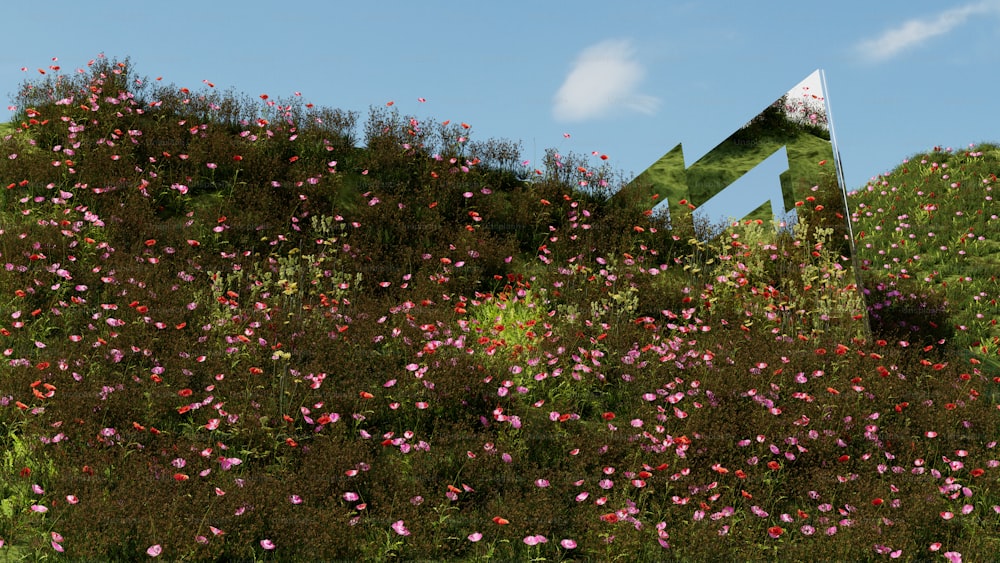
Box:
0;56;998;561
850;144;1000;369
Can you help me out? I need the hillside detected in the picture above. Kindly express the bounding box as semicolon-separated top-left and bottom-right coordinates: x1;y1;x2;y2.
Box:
0;57;998;561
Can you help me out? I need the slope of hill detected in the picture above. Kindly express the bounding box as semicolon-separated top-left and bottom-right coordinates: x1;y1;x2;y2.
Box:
849;144;1000;370
0;56;998;561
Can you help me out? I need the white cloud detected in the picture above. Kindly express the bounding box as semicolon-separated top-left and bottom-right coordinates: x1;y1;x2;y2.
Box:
856;1;1000;63
553;39;659;122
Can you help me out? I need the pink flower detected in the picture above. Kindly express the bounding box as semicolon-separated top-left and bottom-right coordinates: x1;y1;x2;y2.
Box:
147;544;162;557
523;535;547;546
392;520;411;536
218;457;242;470
260;539;275;550
944;552;963;563
468;532;482;542
560;539;577;549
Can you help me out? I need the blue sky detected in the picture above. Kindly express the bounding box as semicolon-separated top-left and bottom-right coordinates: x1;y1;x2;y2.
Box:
3;1;999;197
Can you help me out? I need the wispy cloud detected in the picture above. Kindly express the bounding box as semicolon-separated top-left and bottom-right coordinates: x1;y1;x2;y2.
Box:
553;39;659;122
856;1;1000;63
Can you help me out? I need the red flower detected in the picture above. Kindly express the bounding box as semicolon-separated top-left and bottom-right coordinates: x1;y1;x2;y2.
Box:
492;516;510;525
971;468;985;477
602;412;616;421
768;526;784;538
601;513;619;523
233;155;243;161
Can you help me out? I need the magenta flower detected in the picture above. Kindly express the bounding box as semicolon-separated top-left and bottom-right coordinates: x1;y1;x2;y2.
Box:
260;539;275;550
218;457;242;470
523;535;547;546
392;520;411;536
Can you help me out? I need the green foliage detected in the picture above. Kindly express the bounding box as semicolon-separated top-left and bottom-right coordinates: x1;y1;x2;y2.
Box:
852;144;1000;364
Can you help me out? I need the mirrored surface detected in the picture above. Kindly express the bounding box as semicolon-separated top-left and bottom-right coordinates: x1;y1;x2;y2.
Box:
623;70;847;239
618;70;866;333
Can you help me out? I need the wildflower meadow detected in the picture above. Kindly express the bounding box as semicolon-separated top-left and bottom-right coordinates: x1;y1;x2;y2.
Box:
0;55;998;561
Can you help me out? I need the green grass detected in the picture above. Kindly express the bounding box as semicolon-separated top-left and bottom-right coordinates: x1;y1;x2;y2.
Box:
851;143;1000;369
